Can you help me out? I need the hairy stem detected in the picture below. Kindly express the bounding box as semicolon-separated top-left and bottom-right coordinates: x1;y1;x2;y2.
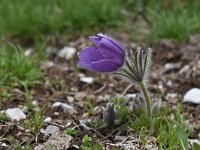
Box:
139;81;151;118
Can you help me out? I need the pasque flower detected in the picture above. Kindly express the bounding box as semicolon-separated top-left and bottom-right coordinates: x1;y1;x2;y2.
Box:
77;33;153;119
115;47;152;83
77;33;125;72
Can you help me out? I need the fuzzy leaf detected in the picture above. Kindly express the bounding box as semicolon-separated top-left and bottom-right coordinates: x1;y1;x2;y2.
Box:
176;127;188;150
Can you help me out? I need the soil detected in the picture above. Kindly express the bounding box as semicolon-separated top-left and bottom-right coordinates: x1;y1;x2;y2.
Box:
0;33;200;149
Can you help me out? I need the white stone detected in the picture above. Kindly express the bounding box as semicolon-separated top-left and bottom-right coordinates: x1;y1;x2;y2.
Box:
166;80;173;87
5;108;26;121
188;139;200;145
52;102;62;107
61;103;74;112
44;117;52;123
32;100;38;106
54;112;59;116
58;46;76;60
24;48;33;56
183;88;200;104
125;94;137;99
52;102;75;112
40;61;55;70
44;125;60;138
162;63;181;74
166;93;178;99
80;77;94;84
2;143;6;147
164;63;175;69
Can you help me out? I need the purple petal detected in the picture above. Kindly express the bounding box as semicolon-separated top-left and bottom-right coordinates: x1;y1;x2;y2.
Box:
100;38;125;57
99;44;124;64
89;36;102;46
91;59;122;72
97;33;125;53
77;60;93;70
78;46;103;61
78;59;123;72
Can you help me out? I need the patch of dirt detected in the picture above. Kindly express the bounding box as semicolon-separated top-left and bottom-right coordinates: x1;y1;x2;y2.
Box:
0;33;200;149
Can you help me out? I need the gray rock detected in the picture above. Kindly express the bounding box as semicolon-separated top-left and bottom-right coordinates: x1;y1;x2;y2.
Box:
52;102;75;113
162;63;181;74
34;132;73;150
44;125;60;138
183;88;200;104
5;108;26;121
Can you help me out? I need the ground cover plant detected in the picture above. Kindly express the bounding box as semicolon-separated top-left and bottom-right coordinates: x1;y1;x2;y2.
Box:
0;0;200;149
0;44;43;87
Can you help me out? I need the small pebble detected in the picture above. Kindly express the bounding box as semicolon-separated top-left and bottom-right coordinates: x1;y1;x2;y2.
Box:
32;100;38;106
162;63;181;74
58;46;76;60
166;80;173;88
125;94;137;99
54;112;59;116
183;88;200;104
44;125;60;138
24;48;33;56
80;77;94;84
52;102;75;113
40;61;55;70
5;108;26;121
44;117;52;123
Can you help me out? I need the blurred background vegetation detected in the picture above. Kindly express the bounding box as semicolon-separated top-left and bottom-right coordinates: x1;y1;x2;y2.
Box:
0;0;199;43
0;0;200;86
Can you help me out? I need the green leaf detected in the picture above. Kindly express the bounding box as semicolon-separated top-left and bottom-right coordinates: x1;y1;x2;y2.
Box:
176;127;188;150
82;135;92;146
193;142;200;150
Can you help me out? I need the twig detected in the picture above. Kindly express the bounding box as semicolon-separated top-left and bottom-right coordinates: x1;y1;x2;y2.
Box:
121;84;134;95
0;125;10;139
11;140;27;150
0;138;8;142
49;122;65;129
94;83;107;94
103;122;130;140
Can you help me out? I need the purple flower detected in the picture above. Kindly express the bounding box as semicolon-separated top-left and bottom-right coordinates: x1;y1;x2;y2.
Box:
77;33;125;72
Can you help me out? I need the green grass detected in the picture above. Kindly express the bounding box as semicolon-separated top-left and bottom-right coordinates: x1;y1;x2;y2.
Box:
0;44;43;87
146;0;200;43
1;0;199;43
127;0;200;43
0;0;123;40
129;104;190;149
